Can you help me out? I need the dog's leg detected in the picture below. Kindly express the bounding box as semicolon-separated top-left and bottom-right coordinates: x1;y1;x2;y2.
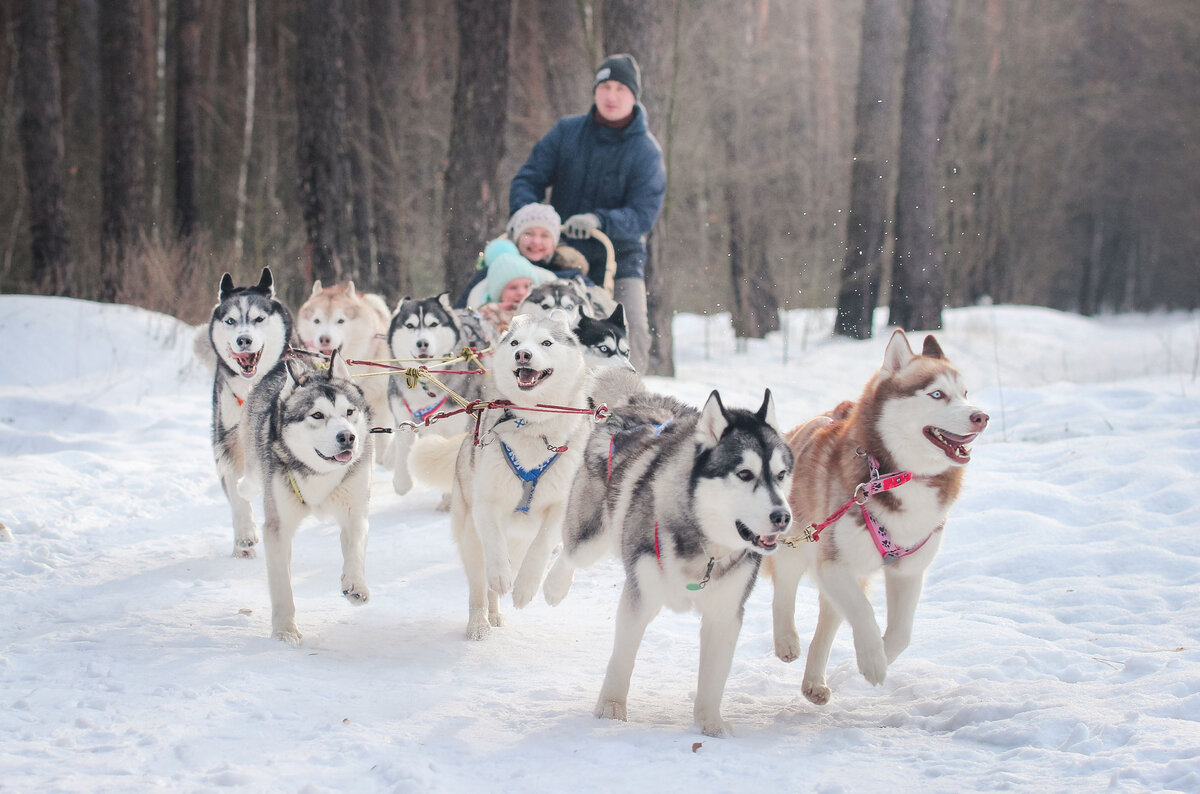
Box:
455;504;495;640
801;593;843;705
512;507;564;609
813;562;887;686
694;599;743;737
769;548;807;662
219;462;259;558
474;511;514;597
595;580;659;722
544;478;609;606
882;570;925;664
338;507;371;606
263;506;301;645
390;429;415;495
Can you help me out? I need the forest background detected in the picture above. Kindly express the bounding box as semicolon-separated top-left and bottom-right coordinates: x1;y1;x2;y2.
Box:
3;0;1199;375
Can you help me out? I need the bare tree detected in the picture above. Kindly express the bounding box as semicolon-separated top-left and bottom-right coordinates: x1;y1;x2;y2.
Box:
17;0;71;294
365;0;408;302
231;0;256;258
441;0;511;299
603;0;679;375
175;0;200;242
343;4;376;284
835;0;902;339
99;0;147;301
888;0;953;330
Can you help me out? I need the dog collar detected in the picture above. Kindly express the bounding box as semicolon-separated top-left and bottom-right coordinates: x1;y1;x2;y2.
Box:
653;521;746;590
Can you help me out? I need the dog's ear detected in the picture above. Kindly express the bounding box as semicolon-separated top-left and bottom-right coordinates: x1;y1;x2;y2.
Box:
881;329;914;374
608;303;626;330
344;280;356;298
310;280;323;298
756;388;778;431
283;357;306;396
921;334;944;359
327;349;352;381
256;267;274;296
696;390;729;448
393;296;411;314
219;272;235;300
438;292;454;314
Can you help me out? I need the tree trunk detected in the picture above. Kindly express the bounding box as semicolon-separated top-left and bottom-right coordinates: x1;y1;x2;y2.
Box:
603;0;678;376
441;0;511;300
99;0;147;301
232;0;255;258
17;0;72;295
888;0;953;331
175;0;200;242
835;0;902;339
365;0;407;303
295;0;351;285
343;4;376;284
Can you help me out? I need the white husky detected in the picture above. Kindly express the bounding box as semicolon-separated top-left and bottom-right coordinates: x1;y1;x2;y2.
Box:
767;329;988;704
412;312;592;640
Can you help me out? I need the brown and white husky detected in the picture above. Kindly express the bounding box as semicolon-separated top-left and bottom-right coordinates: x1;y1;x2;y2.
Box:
766;329;988;704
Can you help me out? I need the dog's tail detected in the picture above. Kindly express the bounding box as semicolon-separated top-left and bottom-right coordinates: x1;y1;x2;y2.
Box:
409;432;466;493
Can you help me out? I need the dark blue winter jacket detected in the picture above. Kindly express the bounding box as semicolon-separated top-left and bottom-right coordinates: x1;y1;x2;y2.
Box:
509;105;666;281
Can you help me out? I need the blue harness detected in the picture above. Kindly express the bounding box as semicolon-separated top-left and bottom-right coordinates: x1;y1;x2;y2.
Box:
500;440;562;512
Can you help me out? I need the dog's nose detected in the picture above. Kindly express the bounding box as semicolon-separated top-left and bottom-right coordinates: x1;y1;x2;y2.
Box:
319;334;331;347
770;508;791;530
415;338;429;351
336;430;355;447
236;335;252;349
514;349;532;366
971;411;989;430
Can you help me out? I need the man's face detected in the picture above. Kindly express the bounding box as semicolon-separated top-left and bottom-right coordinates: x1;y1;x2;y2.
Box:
517;226;556;263
594;80;636;123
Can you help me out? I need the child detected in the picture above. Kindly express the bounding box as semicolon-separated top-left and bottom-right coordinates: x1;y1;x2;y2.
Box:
474;250;555;336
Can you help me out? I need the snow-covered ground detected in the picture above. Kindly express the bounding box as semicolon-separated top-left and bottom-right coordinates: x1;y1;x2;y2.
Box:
1;295;1198;793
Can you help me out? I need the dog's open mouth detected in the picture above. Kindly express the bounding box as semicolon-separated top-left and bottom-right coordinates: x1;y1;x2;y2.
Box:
925;426;977;463
736;520;780;553
317;448;355;464
229;348;262;378
514;367;552;390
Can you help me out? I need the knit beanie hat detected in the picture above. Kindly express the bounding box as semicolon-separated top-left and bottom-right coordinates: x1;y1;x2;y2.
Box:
507;203;562;249
593;54;641;101
485;252;554;303
483;236;520;267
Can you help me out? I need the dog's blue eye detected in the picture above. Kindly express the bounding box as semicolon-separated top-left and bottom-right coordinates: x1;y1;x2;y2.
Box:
930;390;944;399
510;339;519;346
225;317;235;325
599;346;610;354
311;412;324;420
737;469;754;482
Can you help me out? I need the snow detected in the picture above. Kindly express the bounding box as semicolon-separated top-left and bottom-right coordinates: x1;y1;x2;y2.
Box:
2;295;1199;793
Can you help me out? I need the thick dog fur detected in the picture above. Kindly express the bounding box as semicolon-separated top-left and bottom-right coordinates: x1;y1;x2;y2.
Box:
386;293;490;498
296;280;392;466
413;312;591;640
766;329;988;705
237;351;374;644
574;304;635;373
207;268;293;557
543;372;794;737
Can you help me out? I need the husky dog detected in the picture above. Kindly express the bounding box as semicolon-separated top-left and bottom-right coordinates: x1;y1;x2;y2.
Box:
543;375;794;737
207;268;293;557
296;281;392;466
573;304;635;372
767;329;988;705
413;312;591;639
518;279;589;321
238;351;374;644
386;293;490;497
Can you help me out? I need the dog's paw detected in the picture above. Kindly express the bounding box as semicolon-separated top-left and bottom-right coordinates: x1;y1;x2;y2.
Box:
883;629;911;664
802;679;831;705
594;698;627;722
488;608;505;628
542;563;574;607
233;537;258;559
511;581;537;610
466;611;491;641
341;576;370;605
697;714;734;738
272;624;303;646
436;492;452;512
856;643;888;686
391;470;413;496
774;629;802;663
487;565;514;596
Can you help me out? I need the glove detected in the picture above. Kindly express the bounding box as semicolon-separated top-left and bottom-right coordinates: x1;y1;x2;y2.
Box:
562;213;601;239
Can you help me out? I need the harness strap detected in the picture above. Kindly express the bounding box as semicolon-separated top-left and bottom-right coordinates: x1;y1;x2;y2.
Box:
287;471;304;504
403;393;449;424
500;440;562;512
861;505;937;563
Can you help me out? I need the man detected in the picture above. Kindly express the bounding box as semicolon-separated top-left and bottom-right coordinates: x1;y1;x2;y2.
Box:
509;54;666;373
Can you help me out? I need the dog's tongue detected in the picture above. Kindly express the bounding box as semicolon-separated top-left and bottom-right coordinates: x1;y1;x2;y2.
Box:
334;449;354;463
231;350;260;377
516;368;541;388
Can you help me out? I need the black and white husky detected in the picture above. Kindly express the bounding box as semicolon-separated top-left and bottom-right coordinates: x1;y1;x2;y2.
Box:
207;268;293;557
574;305;635;372
386;293;490;497
543;372;794;736
237;351;374;644
411;312;592;640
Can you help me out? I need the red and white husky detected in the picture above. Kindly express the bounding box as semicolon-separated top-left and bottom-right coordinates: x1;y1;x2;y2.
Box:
767;329;988;704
